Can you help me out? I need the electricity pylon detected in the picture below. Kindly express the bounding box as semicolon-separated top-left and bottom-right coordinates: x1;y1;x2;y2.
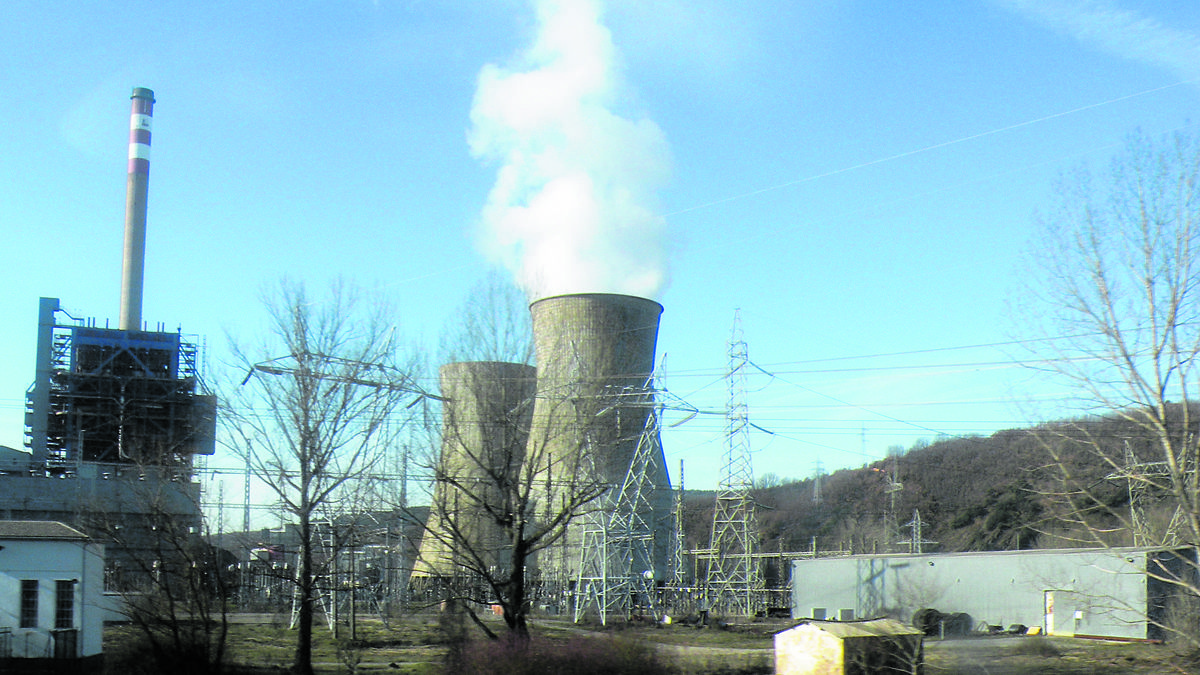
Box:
574;382;663;624
704;310;761;616
882;455;903;553
903;509;937;554
1108;441;1184;547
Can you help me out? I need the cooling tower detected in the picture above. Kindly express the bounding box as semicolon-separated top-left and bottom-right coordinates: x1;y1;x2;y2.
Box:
524;293;671;578
414;361;537;578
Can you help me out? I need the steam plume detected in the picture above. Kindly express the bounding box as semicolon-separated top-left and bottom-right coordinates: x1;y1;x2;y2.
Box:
469;0;671;301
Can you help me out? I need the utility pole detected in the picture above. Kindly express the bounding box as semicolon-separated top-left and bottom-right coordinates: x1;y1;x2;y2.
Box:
243;446;252;533
217;479;225;548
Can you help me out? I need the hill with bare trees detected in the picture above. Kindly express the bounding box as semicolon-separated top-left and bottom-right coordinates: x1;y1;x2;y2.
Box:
682;412;1193;559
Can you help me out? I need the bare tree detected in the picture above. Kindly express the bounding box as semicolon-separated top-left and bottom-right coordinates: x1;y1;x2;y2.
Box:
413;361;611;640
414;278;622;640
438;269;534;365
1018;131;1200;645
83;472;234;675
224;279;422;675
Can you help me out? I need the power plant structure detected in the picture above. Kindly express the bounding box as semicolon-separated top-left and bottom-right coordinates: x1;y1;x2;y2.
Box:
413;293;675;619
0;88;216;582
413;361;537;577
524;293;673;582
0;89;808;623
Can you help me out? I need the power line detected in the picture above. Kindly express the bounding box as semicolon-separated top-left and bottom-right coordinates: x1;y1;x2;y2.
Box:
663;79;1197;219
749;359;953;440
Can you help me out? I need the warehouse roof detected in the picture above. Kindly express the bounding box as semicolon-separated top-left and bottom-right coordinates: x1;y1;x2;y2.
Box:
0;520;89;540
782;618;924;639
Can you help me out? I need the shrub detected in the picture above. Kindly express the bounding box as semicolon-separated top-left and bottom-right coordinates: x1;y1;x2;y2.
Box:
1163;592;1200;655
1010;636;1061;658
104;627;225;675
451;635;667;675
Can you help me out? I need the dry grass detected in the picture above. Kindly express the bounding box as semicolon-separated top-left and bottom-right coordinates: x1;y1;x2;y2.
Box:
924;635;1177;674
104;612;1194;674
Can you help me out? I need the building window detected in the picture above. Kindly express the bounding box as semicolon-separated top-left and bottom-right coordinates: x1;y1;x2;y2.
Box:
19;580;38;628
55;581;74;629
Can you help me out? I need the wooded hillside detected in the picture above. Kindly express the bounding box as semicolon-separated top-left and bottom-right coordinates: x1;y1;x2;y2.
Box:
681;412;1190;558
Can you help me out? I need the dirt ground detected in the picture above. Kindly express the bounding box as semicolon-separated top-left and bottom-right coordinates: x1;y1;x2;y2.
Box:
602;622;1188;674
550;618;1184;674
923;635;1184;674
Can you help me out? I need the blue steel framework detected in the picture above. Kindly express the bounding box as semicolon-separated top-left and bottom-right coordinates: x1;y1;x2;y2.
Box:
25;297;215;473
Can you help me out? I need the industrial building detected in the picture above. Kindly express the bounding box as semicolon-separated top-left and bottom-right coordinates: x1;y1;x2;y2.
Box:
791;547;1195;641
773;619;923;675
413;293;676;615
0;88;216;583
0;521;106;670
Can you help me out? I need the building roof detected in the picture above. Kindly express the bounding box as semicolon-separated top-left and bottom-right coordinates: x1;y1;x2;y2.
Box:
0;520;89;541
800;545;1173;564
780;618;924;639
0;445;31;470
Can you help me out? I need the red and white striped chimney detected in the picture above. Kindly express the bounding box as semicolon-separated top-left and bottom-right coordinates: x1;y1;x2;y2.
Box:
119;87;154;332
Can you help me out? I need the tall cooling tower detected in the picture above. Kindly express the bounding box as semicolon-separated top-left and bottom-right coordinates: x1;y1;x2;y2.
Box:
414;361;537;578
524;293;671;578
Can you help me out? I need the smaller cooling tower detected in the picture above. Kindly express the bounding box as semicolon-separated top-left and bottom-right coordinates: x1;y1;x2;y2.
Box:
523;293;671;578
414;361;537;578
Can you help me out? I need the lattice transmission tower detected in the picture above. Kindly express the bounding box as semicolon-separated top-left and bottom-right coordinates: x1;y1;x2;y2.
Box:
574;379;664;624
903;509;937;554
882;456;903;554
812;461;824;504
704;310;761;616
1106;441;1185;547
671;459;687;587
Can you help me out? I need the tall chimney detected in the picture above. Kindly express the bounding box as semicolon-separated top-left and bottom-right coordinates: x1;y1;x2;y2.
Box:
119;87;154;332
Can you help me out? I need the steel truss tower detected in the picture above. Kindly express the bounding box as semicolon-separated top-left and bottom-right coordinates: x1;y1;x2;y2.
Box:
903;509;937;554
671;459;686;587
574;381;664;624
1108;441;1185;547
882;456;903;553
705;310;761;616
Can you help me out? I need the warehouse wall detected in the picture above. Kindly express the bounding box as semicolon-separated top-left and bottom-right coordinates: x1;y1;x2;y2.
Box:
792;547;1159;640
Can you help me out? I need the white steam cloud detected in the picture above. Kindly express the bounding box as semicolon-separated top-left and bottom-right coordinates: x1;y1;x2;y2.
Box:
469;0;671;301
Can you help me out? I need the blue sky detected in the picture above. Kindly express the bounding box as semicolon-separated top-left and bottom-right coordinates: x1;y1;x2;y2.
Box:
1;1;1198;522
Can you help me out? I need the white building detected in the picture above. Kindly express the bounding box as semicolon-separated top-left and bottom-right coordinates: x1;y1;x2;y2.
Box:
0;521;105;668
774;619;923;675
792;547;1193;641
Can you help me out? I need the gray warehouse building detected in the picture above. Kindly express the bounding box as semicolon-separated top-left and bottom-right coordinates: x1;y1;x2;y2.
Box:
791;547;1196;641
